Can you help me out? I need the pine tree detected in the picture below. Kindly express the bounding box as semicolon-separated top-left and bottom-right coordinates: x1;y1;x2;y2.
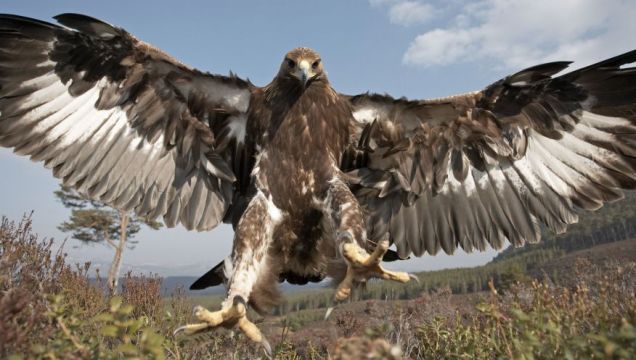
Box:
54;185;162;293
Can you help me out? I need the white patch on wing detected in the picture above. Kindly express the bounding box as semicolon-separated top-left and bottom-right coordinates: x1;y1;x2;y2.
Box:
533;137;582;188
373;180;388;190
36;59;55;68
15;76;68;112
512;156;544;195
571;121;616;145
13;71;59;93
559;130;623;169
486;166;507;191
462;167;477;195
223;90;251;113
472;168;490;190
579;110;633;129
352;107;379;123
201;79;251;113
21;86;95;141
535;132;613;185
437;165;455;195
102;108;130;144
525;135;571;198
46;84;114;147
227;114;247;144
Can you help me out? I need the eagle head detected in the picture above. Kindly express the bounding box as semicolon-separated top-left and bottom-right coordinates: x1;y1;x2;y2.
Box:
279;47;324;87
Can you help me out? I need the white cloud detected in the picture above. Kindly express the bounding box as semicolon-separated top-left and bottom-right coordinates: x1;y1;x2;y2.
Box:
403;29;475;66
388;1;435;26
399;0;636;69
371;0;435;26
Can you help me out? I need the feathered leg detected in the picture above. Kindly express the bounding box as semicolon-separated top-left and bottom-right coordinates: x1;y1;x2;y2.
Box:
174;191;278;355
326;178;415;301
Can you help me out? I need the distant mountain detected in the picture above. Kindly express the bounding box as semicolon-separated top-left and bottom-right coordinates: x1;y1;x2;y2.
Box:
112;275;331;297
78;260;217;278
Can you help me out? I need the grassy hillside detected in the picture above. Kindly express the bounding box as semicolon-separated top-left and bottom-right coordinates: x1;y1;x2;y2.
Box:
494;191;636;261
273;247;564;316
2;216;636;359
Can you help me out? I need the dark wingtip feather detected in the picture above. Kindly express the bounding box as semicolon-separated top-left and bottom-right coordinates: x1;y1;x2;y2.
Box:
587;48;636;69
0;14;59;39
562;48;636;80
54;13;122;38
0;13;58;28
507;61;573;84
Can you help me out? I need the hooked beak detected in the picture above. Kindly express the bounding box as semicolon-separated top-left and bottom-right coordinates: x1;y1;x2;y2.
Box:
298;60;311;86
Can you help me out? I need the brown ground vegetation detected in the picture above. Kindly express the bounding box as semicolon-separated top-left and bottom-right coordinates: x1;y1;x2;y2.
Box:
1;216;635;359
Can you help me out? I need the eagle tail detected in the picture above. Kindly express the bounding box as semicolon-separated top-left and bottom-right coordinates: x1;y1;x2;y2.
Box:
190;261;225;290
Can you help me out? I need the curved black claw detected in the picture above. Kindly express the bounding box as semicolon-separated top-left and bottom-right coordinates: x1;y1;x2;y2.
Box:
324;306;335;320
409;273;420;284
261;338;272;359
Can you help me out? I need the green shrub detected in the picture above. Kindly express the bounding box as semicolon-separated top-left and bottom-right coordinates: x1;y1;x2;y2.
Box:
416;264;636;359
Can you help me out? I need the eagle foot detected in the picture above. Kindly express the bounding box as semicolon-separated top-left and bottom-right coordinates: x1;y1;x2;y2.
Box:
335;240;417;301
173;297;271;356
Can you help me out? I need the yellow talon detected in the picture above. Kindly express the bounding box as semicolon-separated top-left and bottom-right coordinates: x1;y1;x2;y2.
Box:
335;240;415;301
174;297;271;356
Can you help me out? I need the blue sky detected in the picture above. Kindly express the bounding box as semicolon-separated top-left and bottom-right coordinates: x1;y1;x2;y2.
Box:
1;0;635;276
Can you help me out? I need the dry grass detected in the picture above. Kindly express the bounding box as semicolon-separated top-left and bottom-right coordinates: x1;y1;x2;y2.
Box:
0;216;106;356
121;271;163;320
1;216;635;359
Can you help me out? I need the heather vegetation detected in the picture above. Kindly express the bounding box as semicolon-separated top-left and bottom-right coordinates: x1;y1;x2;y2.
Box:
1;214;635;359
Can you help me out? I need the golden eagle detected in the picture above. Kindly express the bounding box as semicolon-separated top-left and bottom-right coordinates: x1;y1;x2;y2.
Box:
3;13;636;350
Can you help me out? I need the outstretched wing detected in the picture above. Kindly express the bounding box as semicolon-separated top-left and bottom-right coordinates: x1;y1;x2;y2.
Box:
342;50;636;258
0;14;253;231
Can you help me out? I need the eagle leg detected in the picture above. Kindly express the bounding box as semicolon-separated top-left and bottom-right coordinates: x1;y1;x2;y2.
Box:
174;191;277;356
325;179;415;300
335;239;415;301
174;296;263;342
173;297;272;355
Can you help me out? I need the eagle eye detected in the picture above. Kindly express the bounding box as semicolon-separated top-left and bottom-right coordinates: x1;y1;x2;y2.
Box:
287;59;296;68
312;59;321;69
